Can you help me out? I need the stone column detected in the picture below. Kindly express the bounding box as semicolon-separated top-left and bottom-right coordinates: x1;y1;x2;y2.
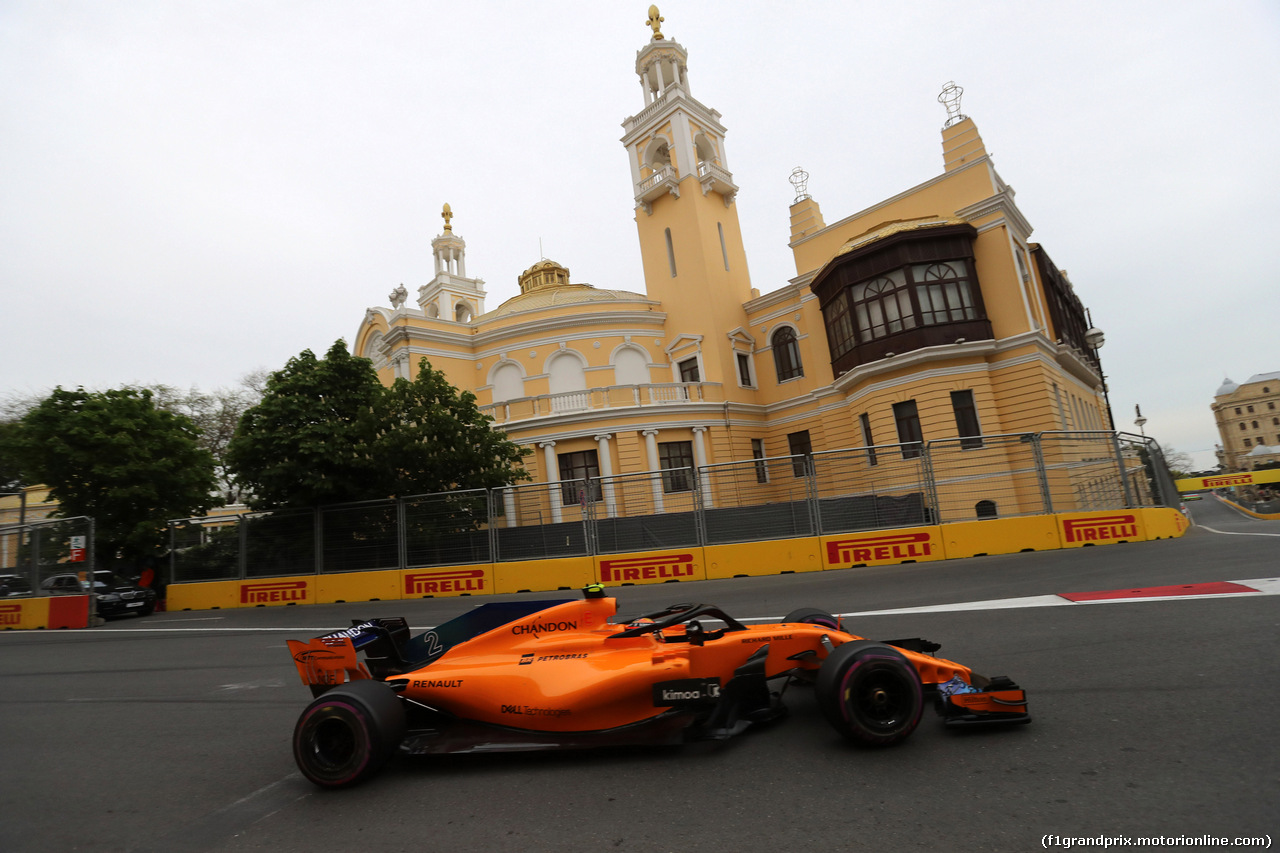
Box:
540;441;562;524
642;428;664;513
595;434;617;518
692;426;712;508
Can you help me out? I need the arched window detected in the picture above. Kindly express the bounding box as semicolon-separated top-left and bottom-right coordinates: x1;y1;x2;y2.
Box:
490;363;524;403
548;351;587;413
852;272;915;341
771;327;803;382
612;347;650;386
454;301;473;323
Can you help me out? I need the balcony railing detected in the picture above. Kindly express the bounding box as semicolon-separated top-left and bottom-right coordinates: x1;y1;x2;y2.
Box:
481;382;724;425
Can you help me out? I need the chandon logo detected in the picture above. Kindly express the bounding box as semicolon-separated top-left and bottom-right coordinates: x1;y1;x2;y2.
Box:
511;620;577;636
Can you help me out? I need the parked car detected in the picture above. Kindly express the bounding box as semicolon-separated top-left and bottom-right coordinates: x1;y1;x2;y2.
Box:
40;571;157;618
0;574;33;597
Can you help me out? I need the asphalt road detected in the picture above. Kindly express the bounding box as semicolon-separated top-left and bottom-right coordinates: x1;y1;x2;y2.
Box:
2;497;1276;853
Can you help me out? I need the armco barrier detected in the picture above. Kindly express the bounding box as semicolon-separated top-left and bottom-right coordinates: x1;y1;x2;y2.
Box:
160;507;1191;613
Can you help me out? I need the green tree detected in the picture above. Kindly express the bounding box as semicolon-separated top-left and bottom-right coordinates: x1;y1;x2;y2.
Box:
227;341;528;510
144;380;263;504
5;387;217;563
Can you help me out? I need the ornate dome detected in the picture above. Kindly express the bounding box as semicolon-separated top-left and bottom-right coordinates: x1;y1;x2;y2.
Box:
1215;377;1239;397
518;259;571;294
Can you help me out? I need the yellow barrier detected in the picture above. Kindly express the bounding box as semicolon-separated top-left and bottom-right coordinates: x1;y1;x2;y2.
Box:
1055;510;1148;549
942;515;1062;559
399;565;494;599
595;549;707;586
820;526;944;570
319;569;402;604
0;596;90;629
704;539;821;579
236;576;315;608
492;556;595;595
168;580;241;611
1141;507;1193;538
158;506;1196;616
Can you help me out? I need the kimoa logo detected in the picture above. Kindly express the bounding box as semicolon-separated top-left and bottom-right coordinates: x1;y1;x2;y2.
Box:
240;581;308;604
1063;515;1138;543
600;554;694;582
404;568;486;595
826;532;933;564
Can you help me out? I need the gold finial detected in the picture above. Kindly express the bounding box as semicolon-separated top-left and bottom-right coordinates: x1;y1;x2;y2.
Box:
442;202;453;232
646;5;664;39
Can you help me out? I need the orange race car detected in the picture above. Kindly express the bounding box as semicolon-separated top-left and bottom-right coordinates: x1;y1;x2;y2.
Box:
287;585;1030;787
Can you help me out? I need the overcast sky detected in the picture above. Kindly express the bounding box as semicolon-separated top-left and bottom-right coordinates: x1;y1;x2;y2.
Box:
3;1;1278;469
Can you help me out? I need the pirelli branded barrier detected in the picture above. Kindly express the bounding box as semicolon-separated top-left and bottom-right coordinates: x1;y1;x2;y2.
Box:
0;595;91;630
1175;469;1280;493
165;507;1191;613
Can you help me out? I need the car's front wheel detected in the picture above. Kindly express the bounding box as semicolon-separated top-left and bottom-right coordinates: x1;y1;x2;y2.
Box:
292;679;406;788
816;640;923;746
782;606;840;630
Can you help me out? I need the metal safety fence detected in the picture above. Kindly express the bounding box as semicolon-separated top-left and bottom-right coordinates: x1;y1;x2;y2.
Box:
0;516;95;598
167;431;1178;583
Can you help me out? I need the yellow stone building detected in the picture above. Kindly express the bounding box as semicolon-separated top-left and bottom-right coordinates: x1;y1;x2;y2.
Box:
1212;373;1280;471
354;11;1110;522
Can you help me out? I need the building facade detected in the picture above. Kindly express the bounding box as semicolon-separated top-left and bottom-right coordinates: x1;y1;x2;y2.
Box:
1212;372;1280;470
353;11;1110;521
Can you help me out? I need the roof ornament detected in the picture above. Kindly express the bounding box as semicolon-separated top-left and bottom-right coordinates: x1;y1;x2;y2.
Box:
646;5;665;40
938;81;968;129
389;284;408;309
442;202;453;233
789;167;810;204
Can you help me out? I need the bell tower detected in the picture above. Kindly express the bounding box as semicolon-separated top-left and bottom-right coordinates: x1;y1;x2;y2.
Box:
417;203;487;323
621;7;754;383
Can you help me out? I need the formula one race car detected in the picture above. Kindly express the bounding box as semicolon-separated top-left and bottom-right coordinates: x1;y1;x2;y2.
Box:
286;585;1030;787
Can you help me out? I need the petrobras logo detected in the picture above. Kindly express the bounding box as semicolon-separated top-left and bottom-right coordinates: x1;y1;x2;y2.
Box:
240;580;308;605
1063;514;1138;544
1202;474;1253;488
0;603;21;626
826;532;933;566
600;553;694;583
404;568;486;596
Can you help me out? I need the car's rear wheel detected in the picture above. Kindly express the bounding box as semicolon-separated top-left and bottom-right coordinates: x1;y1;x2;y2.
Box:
783;606;840;630
293;679;406;788
816;640;923;746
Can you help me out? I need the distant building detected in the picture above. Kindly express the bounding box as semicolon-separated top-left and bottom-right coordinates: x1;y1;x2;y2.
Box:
353;10;1110;515
1213;372;1280;470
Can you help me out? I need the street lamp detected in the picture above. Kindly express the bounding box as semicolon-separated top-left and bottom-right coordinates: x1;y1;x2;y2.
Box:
1134;404;1147;437
1083;323;1115;431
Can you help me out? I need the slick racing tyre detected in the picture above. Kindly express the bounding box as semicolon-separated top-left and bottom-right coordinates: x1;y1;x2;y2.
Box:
293;679;406;788
816;640;923;746
783;607;840;630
